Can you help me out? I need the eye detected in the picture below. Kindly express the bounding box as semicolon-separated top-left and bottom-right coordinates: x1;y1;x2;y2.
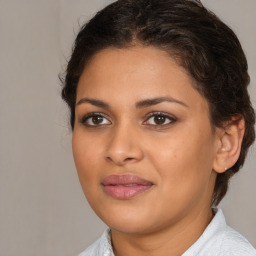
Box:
144;112;176;126
81;113;111;127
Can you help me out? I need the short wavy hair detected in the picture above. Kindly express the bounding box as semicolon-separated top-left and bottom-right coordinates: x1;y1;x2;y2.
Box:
61;0;255;205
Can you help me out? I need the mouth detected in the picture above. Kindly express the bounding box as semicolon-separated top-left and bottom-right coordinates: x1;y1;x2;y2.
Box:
101;174;153;200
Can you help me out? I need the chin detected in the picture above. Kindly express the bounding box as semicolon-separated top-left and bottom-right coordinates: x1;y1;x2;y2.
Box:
108;218;153;235
94;203;160;235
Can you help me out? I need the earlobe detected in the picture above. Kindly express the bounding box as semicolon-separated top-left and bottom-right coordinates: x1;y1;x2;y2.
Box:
213;117;245;174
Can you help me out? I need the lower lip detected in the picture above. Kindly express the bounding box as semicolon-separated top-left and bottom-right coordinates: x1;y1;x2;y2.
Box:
103;184;152;200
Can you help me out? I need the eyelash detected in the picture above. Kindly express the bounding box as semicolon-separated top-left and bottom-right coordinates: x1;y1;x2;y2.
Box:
143;112;177;127
80;112;177;128
80;112;111;127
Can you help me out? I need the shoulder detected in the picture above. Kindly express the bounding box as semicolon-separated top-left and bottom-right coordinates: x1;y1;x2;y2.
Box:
197;227;256;256
202;210;256;256
218;225;256;256
183;209;256;256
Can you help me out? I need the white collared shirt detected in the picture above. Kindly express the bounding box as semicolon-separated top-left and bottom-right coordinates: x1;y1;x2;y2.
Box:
78;209;256;256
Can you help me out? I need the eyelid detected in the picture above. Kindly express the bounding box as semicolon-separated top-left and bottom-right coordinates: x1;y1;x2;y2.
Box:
79;111;177;128
80;112;112;127
143;111;177;126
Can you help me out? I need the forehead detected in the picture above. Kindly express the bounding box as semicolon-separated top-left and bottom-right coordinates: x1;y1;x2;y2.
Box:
77;46;208;112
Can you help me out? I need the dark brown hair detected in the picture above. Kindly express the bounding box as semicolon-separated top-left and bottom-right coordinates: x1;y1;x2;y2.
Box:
61;0;255;205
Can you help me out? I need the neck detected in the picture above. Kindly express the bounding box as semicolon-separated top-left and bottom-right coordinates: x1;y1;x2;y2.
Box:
111;206;213;256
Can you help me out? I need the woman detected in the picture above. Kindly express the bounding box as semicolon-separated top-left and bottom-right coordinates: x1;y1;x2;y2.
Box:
61;0;256;255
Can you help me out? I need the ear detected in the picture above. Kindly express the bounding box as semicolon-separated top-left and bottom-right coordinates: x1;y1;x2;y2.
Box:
213;117;245;174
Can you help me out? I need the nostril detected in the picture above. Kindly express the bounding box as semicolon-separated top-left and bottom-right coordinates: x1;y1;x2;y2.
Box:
105;156;138;165
124;157;135;162
106;156;113;162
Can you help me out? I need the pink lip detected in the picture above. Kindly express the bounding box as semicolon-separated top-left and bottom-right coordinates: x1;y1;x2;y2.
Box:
102;174;153;200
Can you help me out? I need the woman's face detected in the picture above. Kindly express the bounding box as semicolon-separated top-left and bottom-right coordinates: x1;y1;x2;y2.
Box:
73;46;220;234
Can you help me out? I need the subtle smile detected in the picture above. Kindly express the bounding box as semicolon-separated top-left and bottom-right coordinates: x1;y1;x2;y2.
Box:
101;174;153;200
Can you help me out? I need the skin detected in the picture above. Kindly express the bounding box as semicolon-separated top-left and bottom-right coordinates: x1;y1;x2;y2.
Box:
72;46;242;255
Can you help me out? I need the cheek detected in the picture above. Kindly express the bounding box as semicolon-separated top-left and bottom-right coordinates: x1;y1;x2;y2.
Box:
72;132;102;183
72;131;107;211
151;141;214;219
147;125;215;190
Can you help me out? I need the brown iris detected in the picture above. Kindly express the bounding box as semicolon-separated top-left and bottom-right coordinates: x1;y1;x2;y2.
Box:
92;115;104;125
154;115;166;125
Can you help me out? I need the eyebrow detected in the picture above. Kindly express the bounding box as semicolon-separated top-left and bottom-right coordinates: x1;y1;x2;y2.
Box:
135;96;188;108
76;96;188;109
76;98;110;108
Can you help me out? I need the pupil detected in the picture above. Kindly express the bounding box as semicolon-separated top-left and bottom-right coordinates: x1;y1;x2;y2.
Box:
154;115;165;124
92;116;103;124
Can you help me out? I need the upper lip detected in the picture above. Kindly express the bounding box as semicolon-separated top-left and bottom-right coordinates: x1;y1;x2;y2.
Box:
102;174;153;186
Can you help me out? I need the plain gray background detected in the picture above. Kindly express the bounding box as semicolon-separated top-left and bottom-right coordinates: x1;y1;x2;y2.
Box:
0;0;255;255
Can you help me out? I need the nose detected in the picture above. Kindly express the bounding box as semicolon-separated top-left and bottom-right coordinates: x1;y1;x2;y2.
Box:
105;123;144;166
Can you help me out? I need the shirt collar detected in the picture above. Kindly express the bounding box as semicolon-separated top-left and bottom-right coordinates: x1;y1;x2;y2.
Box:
182;208;226;255
97;229;114;256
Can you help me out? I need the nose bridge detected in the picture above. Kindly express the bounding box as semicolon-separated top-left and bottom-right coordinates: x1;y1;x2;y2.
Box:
106;120;144;165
